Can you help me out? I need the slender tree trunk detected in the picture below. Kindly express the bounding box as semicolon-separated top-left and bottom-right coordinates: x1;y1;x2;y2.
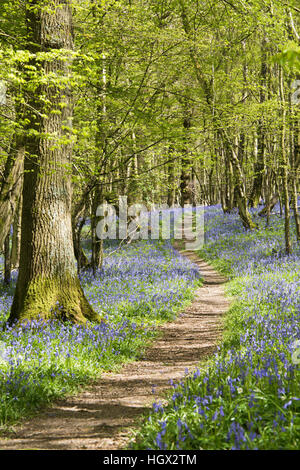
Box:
73;216;89;274
11;193;22;269
0;135;24;250
291;176;300;240
91;183;104;275
290;115;300;241
221;129;256;228
279;68;291;254
167;146;176;207
4;232;11;285
289;12;300;241
258;192;279;217
9;0;100;325
180;106;193;206
249;38;267;207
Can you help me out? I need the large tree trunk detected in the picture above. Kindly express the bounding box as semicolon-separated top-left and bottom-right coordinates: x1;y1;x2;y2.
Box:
9;0;100;325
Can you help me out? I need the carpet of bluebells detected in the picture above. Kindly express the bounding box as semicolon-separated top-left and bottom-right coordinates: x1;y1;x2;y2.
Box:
0;240;201;430
131;205;300;450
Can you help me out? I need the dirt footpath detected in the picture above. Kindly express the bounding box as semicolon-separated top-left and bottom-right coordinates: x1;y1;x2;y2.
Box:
0;250;230;450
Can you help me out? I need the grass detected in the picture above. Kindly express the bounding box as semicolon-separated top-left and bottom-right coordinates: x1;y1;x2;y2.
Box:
0;239;201;433
130;205;300;450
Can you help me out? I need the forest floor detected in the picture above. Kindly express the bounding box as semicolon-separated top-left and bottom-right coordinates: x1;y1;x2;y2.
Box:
0;250;229;450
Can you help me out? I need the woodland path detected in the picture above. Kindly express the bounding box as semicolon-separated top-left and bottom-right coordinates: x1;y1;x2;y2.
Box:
0;250;230;450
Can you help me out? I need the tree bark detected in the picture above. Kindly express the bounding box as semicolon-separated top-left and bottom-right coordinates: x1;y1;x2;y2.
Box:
167;146;176;207
9;0;100;325
4;232;11;285
91;184;104;275
11;193;22;269
0;136;24;250
279;68;291;255
222;130;257;229
249;38;267;207
258;192;279;217
180;107;193;206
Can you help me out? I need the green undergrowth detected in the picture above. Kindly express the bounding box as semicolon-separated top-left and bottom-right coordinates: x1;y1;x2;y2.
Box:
0;240;201;434
130;208;300;450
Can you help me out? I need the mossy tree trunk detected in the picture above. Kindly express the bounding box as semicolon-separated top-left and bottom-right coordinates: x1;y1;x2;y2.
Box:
9;0;100;325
